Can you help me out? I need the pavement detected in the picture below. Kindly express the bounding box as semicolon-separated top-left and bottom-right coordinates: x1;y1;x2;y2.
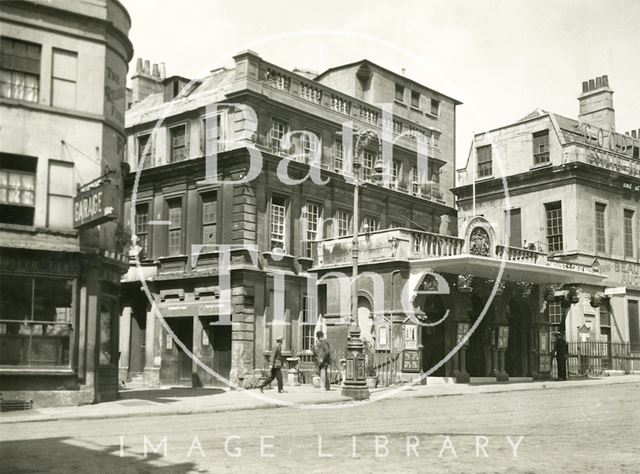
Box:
2;374;640;425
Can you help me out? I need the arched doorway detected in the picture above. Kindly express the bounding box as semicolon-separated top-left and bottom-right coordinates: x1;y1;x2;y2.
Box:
506;299;530;377
357;295;374;344
420;295;447;376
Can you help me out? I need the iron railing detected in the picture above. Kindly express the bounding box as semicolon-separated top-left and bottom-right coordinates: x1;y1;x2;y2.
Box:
566;342;640;376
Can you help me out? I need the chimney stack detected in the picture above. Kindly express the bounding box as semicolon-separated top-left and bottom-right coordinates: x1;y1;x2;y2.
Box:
130;57;164;104
578;75;615;132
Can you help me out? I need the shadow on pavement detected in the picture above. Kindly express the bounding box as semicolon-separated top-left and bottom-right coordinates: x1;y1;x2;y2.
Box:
119;387;226;404
0;437;202;473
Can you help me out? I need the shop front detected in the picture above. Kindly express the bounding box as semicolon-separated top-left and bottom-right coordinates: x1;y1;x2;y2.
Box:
316;218;606;385
0;248;126;406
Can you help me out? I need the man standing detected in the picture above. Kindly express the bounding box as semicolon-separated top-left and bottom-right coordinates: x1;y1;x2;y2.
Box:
258;336;286;393
555;333;568;381
315;331;331;391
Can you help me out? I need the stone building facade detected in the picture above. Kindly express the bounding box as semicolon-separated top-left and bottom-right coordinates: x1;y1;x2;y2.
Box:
119;51;460;387
454;76;640;361
0;0;133;406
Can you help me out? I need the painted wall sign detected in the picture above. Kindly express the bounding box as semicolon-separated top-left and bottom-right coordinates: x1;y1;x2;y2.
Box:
596;259;640;291
579;122;640;160
73;182;118;228
604;287;627;296
402;349;420;373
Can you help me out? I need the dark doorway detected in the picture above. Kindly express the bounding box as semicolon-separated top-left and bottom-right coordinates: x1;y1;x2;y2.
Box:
466;295;493;377
128;305;146;378
203;318;232;386
506;300;529;377
420;295;447;376
160;317;193;386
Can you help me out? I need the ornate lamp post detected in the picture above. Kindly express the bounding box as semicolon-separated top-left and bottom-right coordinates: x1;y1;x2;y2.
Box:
341;130;383;400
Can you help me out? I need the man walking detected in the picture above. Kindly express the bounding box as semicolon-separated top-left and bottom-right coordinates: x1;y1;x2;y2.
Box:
315;331;331;391
258;336;286;393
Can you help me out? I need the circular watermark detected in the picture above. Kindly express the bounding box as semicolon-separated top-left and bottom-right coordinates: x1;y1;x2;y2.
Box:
130;29;513;410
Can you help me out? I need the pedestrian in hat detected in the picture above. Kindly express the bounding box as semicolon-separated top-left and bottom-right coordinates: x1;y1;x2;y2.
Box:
315;331;331;391
258;336;286;393
554;333;568;381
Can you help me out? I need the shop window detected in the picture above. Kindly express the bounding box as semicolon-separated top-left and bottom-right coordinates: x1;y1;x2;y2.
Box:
476;145;492;178
99;296;118;365
201;192;217;245
169;124;187;162
167;198;182;255
270;195;287;252
533;130;550;164
595;202;606;253
51;49;77;109
47;160;74;228
0;275;74;367
545;201;563;252
599;303;610;329
624;209;635;258
0;153;36;226
0;36;40;102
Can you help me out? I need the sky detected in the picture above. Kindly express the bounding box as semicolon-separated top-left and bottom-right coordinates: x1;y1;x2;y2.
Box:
123;0;640;167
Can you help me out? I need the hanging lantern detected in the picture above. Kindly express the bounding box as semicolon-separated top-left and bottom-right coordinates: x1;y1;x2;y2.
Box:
590;292;606;308
566;286;581;305
457;274;473;293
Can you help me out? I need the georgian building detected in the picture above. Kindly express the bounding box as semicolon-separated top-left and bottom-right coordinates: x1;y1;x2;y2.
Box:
454;76;640;364
119;51;460;387
0;0;133;406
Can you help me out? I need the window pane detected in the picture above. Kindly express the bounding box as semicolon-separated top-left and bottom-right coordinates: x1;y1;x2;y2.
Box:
51;77;76;109
52;49;77;81
48;195;73;228
99;298;115;365
48;161;74;196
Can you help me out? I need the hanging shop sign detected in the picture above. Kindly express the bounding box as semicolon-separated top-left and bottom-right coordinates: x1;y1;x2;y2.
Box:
73;182;118;229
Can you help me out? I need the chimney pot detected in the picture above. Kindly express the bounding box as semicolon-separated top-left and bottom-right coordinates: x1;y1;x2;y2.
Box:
143;60;150;74
159;63;166;80
152;63;159;77
632;130;637;139
602;75;609;87
582;81;589;93
588;79;595;91
596;76;603;88
136;58;142;74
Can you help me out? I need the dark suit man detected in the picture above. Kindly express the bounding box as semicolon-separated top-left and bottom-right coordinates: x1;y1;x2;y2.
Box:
259;337;286;393
555;333;568;381
315;331;331;391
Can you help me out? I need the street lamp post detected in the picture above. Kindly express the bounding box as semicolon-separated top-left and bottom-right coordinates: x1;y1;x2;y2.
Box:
341;130;383;400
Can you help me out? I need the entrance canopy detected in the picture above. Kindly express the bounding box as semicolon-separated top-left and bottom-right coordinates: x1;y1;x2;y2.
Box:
410;255;606;286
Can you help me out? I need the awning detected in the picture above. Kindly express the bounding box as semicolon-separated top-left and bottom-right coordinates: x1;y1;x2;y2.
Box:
409;255;607;286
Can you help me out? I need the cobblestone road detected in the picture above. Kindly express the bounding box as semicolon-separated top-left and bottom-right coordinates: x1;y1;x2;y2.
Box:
2;382;639;473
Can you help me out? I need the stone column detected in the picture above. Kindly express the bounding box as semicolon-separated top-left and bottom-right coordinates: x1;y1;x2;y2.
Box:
118;306;132;384
143;299;161;387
